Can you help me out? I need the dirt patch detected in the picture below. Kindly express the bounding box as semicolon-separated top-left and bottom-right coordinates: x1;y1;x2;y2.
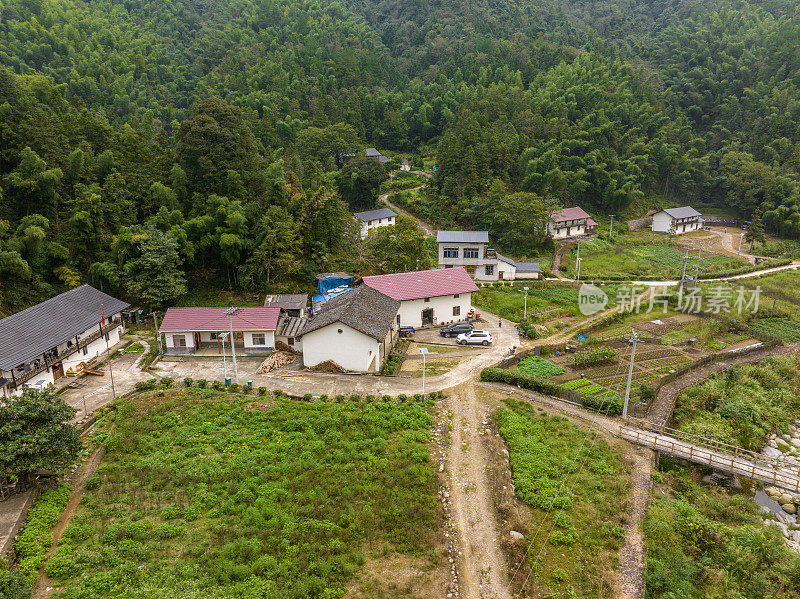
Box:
442;383;512;599
614;447;653;599
243;400;276;411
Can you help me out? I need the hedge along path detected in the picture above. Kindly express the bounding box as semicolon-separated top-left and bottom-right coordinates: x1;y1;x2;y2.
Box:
32;427;111;599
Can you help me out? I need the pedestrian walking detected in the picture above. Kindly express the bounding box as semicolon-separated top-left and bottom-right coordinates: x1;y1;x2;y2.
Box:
499;319;502;328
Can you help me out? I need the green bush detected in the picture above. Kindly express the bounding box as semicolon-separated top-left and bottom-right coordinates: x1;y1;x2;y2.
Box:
15;485;71;581
212;380;224;391
516;356;565;378
44;545;77;579
573;347;619;368
159;377;174;388
134;380;159;392
196;379;208;388
258;387;267;396
0;564;30;598
302;393;313;402
182;377;193;387
228;382;239;392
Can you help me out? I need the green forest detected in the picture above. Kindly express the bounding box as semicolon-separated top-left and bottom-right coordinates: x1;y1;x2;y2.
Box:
1;0;800;313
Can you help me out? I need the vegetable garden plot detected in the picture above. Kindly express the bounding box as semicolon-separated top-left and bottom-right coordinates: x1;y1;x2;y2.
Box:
46;391;442;598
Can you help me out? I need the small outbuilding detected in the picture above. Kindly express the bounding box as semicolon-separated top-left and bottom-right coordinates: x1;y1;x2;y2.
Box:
159;307;280;355
301;285;400;372
263;293;308;318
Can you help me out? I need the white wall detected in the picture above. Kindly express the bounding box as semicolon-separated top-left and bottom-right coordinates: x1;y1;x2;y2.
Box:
360;216;396;239
397;293;473;327
243;330;275;350
548;221;586;238
62;324;123;369
515;271;540;280
164;331;196;353
651;211;674;233
497;261;516;281
302;322;382;372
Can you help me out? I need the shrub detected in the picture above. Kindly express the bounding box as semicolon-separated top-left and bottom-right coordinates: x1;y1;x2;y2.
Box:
428;392;437;402
349;394;360;403
182;377;193;387
381;395;392;402
258;387;267;396
365;394;376;403
228;383;239;393
413;394;423;402
196;379;208;388
516;357;565;378
212;381;224;391
320;394;328;402
335;394;346;403
573;348;618;368
397;394;408;403
302;393;313;402
159;377;174;388
273;390;283;398
134;380;159;392
45;546;77;579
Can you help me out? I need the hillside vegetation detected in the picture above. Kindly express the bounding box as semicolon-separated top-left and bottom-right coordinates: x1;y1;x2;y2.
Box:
1;0;800;311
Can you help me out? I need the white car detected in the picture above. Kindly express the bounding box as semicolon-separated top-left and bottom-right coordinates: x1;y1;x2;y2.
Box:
456;330;493;346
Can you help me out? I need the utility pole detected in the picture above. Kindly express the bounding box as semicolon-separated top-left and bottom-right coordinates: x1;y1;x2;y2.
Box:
225;307;240;383
574;240;581;281
694;243;702;280
738;233;744;256
101;304;116;399
152;312;163;355
576;257;582;284
420;347;428;399
609;215;615;240
523;287;529;320
679;249;691;307
622;330;639;420
221;332;229;384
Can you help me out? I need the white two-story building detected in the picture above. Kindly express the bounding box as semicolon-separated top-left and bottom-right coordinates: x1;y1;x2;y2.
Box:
548;207;594;239
651;206;703;234
354;208;397;239
436;231;540;282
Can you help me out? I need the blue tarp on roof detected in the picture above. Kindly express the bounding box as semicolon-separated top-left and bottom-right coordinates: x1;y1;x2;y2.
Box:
316;274;354;294
312;287;353;314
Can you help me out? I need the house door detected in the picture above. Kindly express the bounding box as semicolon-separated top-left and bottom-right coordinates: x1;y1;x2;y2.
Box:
52;362;64;380
194;332;202;348
421;308;434;325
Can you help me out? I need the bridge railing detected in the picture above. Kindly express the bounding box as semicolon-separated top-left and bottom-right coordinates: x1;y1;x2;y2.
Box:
619;424;800;492
625;417;800;471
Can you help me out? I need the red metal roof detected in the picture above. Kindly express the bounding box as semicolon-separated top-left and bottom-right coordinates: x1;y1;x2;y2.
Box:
549;206;591;223
159;307;281;332
362;268;479;301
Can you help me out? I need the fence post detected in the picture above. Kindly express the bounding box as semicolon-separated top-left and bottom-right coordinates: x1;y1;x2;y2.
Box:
689;446;693;459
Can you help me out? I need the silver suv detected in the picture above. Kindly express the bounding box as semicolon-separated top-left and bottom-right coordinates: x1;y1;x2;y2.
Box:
456;331;493;346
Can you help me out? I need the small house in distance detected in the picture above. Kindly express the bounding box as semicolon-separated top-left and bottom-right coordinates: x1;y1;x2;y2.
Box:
365;148;391;164
436;231;540;281
301;285;399;372
159;307;280;355
548;207;594;239
0;285;128;398
651;207;703;235
362;267;478;327
354;207;397;239
399;158;411;172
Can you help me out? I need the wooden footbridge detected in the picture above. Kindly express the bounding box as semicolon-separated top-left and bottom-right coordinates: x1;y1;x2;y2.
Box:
620;419;800;493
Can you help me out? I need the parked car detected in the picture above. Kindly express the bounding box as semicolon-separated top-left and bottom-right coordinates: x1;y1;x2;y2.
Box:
456;330;493;346
440;322;474;337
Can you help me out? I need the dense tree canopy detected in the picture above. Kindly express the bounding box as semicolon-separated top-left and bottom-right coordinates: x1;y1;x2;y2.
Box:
0;0;799;312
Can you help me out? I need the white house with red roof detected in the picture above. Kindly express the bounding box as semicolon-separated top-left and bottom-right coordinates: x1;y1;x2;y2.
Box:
362;267;479;327
159;307;281;355
548;207;594;239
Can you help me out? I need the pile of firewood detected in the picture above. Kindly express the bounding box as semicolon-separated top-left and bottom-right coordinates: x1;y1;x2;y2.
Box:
256;351;297;374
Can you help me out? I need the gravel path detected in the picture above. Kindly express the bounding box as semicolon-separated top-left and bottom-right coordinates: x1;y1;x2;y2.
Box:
614;449;652;599
444;383;512;599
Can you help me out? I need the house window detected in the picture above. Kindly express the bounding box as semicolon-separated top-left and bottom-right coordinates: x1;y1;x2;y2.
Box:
485;264;494;275
453;306;461;316
443;247;458;258
252;333;266;345
424;297;430;303
287;337;295;346
173;335;186;347
444;265;453;269
454;294;460;298
210;332;217;340
463;247;479;259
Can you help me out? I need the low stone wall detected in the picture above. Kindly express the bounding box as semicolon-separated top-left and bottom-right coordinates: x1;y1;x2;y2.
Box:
628;217;652;231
